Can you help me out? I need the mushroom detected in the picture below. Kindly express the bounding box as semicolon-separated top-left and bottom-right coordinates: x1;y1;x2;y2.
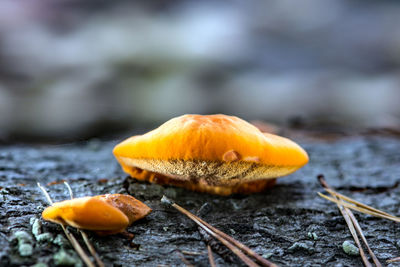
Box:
42;194;152;235
113;114;309;195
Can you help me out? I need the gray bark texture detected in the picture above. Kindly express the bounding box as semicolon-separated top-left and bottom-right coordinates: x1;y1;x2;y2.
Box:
1;132;400;266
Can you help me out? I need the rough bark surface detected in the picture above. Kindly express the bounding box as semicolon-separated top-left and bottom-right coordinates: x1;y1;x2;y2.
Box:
1;134;400;266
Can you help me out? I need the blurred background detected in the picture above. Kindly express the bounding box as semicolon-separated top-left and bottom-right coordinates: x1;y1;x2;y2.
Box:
1;0;400;142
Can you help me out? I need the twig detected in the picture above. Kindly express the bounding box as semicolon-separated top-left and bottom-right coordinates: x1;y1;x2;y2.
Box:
63;182;105;267
37;183;95;267
207;245;216;267
161;196;278;267
318;176;382;267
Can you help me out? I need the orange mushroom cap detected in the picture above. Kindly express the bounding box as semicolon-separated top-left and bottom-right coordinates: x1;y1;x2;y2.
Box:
42;194;151;234
113;114;309;195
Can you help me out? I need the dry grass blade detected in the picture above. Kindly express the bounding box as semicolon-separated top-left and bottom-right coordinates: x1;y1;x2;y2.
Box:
207;245;216;267
318;193;400;223
162;196;277;267
317;176;382;267
37;183;95;267
63;182;105;267
64;181;74;199
37;183;54;205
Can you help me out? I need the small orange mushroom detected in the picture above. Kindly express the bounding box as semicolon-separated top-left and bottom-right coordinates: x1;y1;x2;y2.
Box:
113;114;309;196
42;194;151;235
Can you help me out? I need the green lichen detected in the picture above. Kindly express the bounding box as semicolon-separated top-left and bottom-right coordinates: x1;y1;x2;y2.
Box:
31;263;48;267
18;243;33;257
164;187;177;199
32;219;42;238
13;230;35;257
36;233;53;243
0;188;10;194
342;240;359;256
13;231;32;243
53;234;69;247
287;241;315;254
53;249;79;266
307;232;318;240
262;252;273;259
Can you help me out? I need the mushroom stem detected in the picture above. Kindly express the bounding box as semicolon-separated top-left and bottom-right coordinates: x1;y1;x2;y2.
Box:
162;195;278;267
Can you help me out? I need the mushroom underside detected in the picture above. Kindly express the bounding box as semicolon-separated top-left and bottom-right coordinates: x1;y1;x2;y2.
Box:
118;157;300;195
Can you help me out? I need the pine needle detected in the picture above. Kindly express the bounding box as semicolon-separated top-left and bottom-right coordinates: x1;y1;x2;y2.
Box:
324;188;397;219
336;200;372;267
175;250;195;267
347;212;381;267
63;182;105;267
207;245;216;267
161;196;278;267
387;256;400;263
318;193;400;223
317;176;382;267
37;183;95;267
181;250;204;256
